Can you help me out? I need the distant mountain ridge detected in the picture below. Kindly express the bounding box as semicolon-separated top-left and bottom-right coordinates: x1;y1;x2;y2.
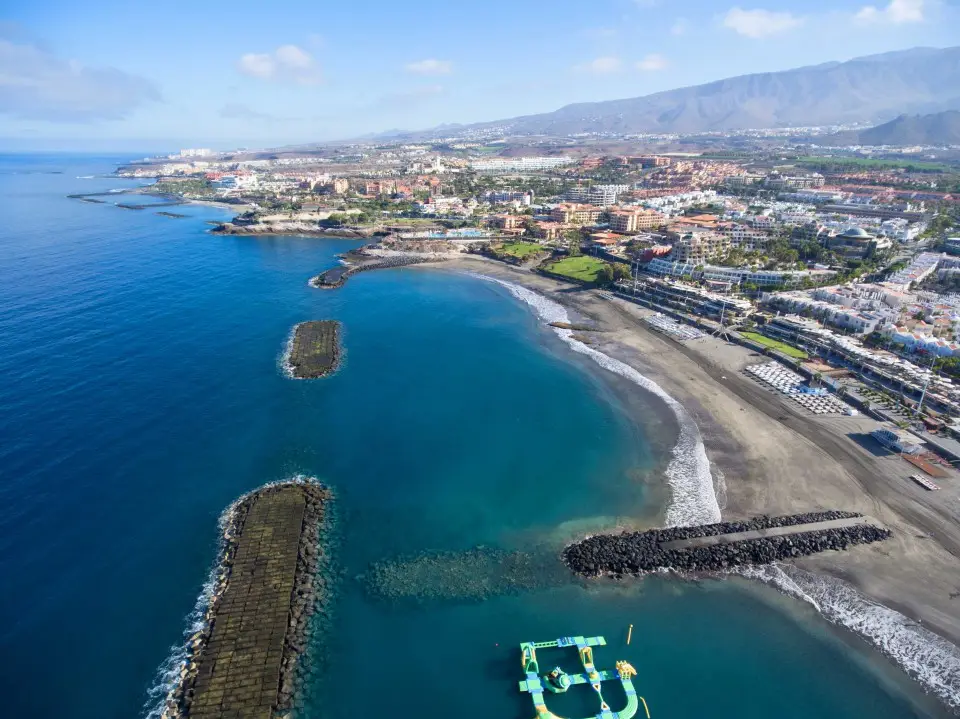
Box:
859;111;960;145
426;46;960;137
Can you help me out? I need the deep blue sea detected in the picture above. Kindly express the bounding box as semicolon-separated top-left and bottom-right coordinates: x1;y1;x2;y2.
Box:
0;154;951;718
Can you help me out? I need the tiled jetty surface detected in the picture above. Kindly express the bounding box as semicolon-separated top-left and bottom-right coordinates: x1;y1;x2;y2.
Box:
160;481;331;719
188;489;305;718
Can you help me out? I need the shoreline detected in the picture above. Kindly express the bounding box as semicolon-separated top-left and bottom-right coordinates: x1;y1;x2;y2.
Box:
414;255;960;712
212;224;375;238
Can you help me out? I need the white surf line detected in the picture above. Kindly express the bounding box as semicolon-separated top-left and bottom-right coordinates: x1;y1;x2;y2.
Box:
142;493;245;719
471;271;960;711
739;564;960;711
469;273;721;528
279;324;298;379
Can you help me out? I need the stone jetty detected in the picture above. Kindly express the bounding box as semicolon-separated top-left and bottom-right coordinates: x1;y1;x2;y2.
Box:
309;255;435;290
286;321;341;379
563;511;892;577
160;480;333;719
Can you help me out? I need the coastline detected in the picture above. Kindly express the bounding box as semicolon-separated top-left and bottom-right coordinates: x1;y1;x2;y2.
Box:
415;254;960;712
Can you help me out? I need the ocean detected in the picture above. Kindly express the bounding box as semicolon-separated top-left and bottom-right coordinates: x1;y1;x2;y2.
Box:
0;153;951;718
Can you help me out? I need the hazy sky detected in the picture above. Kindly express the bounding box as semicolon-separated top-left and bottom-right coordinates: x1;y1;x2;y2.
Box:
1;0;957;150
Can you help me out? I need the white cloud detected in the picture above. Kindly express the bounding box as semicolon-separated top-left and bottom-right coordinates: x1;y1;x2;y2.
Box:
855;0;925;23
237;44;322;85
0;38;160;122
635;54;668;71
404;59;453;76
722;7;804;38
670;18;689;35
576;56;623;74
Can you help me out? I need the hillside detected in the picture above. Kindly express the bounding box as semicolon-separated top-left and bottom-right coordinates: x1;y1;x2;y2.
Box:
433;46;960;137
859;111;960;145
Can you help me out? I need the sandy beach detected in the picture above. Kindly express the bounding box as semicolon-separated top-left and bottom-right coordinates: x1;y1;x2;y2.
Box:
418;255;960;706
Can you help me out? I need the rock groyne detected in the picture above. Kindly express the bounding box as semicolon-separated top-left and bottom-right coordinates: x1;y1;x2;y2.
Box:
563;511;892;577
286;321;341;379
309;255;436;290
159;480;333;719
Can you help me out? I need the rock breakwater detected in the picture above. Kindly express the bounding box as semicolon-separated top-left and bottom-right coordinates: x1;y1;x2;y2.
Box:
309;255;436;289
285;321;341;379
157;479;332;719
563;511;892;577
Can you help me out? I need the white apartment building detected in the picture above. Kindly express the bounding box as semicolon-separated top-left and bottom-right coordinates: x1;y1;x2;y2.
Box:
470;157;576;172
647;259;834;288
642;190;718;215
565;184;629;205
668;232;730;264
718;223;771;251
178;148;213;158
747;215;777;230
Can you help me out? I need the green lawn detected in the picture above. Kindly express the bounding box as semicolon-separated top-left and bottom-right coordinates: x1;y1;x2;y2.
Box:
741;332;808;359
543;255;609;283
496;241;543;260
795;156;950;173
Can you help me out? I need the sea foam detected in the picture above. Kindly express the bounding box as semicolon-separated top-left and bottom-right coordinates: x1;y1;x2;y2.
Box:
739;564;960;710
471;274;721;528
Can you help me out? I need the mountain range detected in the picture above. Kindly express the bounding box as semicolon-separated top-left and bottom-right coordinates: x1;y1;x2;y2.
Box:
859;110;960;145
420;46;960;138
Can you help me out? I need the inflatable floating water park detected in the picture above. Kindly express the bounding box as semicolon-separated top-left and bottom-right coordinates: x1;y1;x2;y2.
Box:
518;636;650;719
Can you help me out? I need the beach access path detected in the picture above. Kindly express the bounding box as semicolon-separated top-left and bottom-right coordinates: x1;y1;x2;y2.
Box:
427;256;960;651
659;515;884;550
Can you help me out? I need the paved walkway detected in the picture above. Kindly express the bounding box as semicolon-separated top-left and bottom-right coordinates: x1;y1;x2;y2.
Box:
660;516;882;550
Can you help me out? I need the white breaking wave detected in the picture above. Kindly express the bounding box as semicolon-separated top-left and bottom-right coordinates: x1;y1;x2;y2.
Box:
279;324;297;379
740;564;960;710
76;175;95;179
470;273;720;528
142;490;246;719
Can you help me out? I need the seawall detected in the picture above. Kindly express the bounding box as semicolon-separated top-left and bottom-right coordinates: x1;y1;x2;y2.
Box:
158;480;332;719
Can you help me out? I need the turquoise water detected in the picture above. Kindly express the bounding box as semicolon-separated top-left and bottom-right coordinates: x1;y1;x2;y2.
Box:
0;154;949;718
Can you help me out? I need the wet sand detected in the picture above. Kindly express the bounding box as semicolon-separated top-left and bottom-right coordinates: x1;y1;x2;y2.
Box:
424;256;960;657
